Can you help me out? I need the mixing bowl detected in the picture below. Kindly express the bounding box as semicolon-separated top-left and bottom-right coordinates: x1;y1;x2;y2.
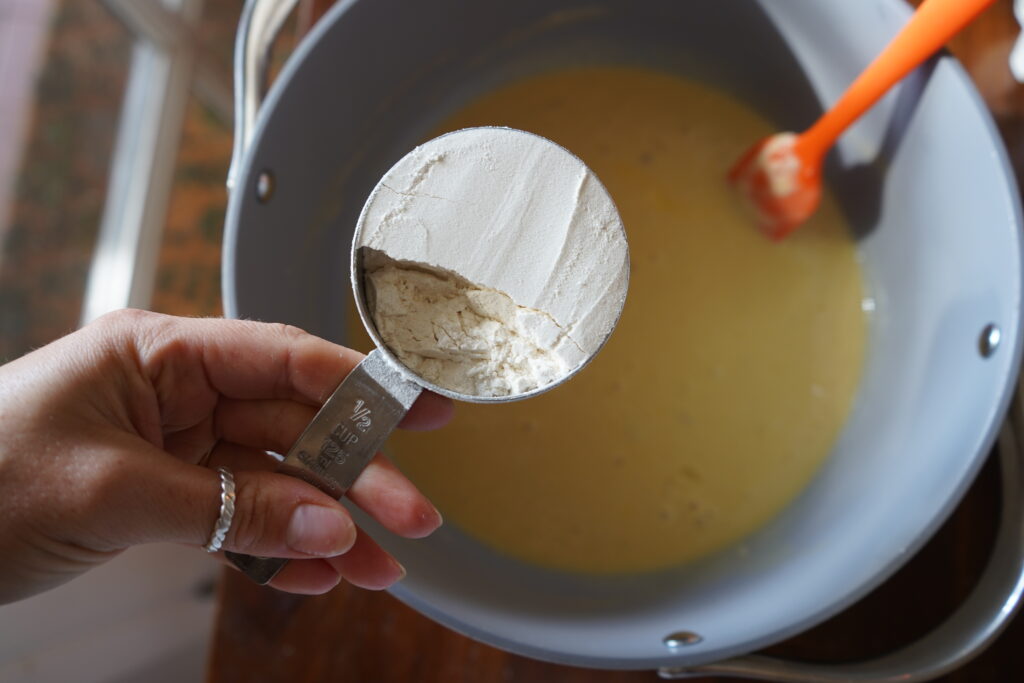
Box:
223;0;1024;678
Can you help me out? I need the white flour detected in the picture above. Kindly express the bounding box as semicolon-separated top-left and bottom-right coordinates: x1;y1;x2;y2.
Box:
355;127;628;397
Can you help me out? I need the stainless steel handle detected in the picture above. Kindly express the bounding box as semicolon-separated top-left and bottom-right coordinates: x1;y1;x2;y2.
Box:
660;400;1024;681
227;349;422;584
227;0;302;191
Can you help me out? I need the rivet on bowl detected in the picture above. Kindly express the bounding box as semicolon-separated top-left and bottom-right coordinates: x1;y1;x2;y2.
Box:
256;170;275;203
663;631;703;650
979;323;1001;358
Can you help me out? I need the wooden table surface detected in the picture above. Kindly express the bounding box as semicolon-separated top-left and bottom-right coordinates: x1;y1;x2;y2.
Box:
208;2;1024;681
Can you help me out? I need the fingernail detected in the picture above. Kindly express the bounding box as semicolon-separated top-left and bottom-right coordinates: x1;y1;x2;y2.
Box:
392;558;407;582
408;505;443;539
286;505;355;557
426;505;443;531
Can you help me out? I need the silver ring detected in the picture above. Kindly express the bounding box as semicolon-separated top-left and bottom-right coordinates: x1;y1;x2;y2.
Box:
204;466;236;553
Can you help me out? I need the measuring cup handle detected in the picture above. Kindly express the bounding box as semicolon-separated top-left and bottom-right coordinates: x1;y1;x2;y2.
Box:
227;349;422;585
659;406;1024;682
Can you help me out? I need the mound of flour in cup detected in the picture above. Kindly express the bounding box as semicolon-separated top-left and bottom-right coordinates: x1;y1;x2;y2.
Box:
356;127;629;397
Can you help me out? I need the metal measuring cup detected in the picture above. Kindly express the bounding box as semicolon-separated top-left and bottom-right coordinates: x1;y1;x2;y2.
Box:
227;128;629;584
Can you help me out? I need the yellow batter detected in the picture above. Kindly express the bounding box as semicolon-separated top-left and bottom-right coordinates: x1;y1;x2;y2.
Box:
357;67;867;574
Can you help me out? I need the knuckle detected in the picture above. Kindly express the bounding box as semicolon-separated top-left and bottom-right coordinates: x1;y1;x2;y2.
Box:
90;308;157;333
85;309;174;357
272;322;311;344
226;475;274;552
267;322;312;398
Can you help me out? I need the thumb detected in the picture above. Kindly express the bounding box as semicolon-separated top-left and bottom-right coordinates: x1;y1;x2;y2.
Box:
113;451;357;559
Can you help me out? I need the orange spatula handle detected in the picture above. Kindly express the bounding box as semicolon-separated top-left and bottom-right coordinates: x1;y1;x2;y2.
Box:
801;0;996;158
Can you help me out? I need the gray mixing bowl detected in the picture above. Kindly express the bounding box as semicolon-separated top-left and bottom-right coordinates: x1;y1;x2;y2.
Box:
224;0;1024;678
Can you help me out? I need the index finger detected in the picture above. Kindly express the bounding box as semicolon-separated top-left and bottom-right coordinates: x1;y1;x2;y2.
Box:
127;314;453;430
135;314;363;404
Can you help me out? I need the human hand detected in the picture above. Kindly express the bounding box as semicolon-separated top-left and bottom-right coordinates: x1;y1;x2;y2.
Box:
0;310;452;604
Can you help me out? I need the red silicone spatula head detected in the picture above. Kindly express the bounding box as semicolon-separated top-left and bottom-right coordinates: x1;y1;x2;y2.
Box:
727;132;822;241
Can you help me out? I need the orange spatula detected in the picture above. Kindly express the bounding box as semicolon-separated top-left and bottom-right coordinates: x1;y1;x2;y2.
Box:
728;0;996;241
